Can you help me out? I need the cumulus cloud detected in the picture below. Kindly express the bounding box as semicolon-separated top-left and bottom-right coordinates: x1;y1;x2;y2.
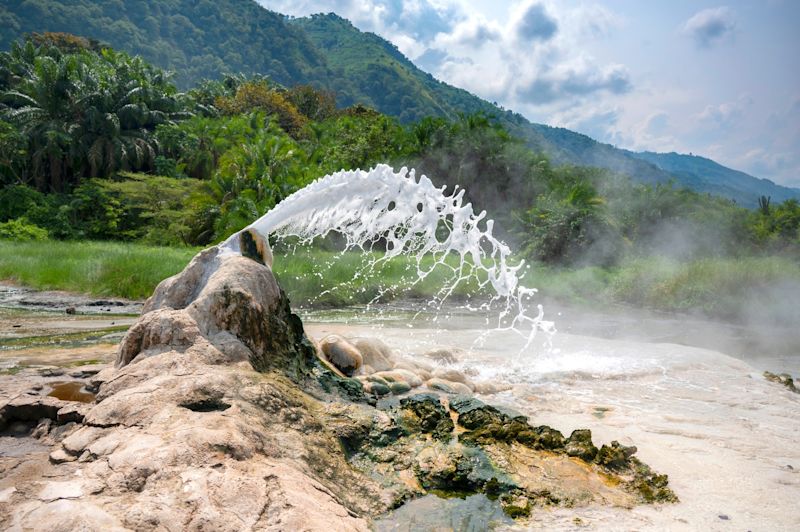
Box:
645;112;670;136
567;4;622;39
434;15;501;48
258;0;633;110
514;2;558;42
426;2;633;110
682;7;736;48
698;102;743;127
516;61;631;104
550;105;621;142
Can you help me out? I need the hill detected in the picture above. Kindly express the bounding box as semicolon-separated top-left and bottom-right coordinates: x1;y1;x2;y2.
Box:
1;1;795;206
627;151;800;207
0;0;352;96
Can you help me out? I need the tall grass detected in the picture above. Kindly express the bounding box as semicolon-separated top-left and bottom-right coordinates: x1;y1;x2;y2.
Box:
0;240;486;304
0;241;198;299
525;255;800;324
2;240;797;325
608;256;800;322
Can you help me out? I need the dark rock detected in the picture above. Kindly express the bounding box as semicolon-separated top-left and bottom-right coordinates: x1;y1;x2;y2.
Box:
450;396;527;426
66;306;76;314
451;396;560;449
389;381;411;395
0;395;67;430
371;383;391;397
179;398;231;412
8;420;31;434
499;492;532;518
315;369;366;402
764;371;798;393
57;403;90;424
533;425;565;450
399;393;454;440
626;457;678;503
596;440;637;470
416;444;516;495
565;429;598;461
69;368;101;379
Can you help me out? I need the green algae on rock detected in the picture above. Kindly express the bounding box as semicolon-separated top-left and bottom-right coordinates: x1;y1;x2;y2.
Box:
763;371;799;393
337;392;678;518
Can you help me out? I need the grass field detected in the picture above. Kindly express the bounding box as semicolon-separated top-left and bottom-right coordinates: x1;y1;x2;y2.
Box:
524;255;800;325
0;240;198;299
2;240;798;324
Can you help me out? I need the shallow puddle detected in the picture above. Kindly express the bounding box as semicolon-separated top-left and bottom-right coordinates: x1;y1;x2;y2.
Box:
373;494;512;531
47;381;95;403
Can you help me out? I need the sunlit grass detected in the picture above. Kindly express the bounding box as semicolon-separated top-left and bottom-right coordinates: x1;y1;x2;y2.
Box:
0;240;198;299
0;240;488;305
3;240;798;325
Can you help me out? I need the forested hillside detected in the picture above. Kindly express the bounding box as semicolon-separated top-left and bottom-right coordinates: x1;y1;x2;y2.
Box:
629;151;800;207
1;0;797;206
0;38;798;319
0;0;356;98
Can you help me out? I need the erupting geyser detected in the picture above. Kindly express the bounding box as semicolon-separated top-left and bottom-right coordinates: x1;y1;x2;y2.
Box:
221;164;554;345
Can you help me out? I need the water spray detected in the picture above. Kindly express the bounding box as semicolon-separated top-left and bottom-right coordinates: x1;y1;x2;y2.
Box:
221;164;555;350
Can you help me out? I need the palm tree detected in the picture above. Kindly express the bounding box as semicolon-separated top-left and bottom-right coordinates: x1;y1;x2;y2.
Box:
1;39;192;191
1;50;78;191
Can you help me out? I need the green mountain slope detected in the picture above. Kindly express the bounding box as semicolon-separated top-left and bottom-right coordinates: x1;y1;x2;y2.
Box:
1;1;795;206
0;0;345;92
289;13;496;123
628;151;800;207
290;14;676;184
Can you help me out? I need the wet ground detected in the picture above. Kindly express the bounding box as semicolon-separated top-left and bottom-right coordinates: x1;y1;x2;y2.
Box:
1;282;799;530
0;282;139;374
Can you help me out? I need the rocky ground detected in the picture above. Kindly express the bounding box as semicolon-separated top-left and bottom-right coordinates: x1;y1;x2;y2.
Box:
0;242;676;530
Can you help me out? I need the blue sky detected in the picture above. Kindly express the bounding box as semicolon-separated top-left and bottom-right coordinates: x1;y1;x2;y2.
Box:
258;1;800;188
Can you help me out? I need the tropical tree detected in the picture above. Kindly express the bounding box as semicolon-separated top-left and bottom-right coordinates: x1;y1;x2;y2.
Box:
0;38;191;191
210;120;309;239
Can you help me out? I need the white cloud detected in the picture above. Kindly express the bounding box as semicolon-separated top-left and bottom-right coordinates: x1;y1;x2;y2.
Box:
698;102;743;127
259;1;633;110
512;2;558;42
257;0;458;59
433;16;501;48
421;2;634;113
682;7;736;48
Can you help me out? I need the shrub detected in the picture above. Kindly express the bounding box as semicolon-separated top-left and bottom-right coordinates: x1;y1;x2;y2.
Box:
0;185;48;222
0;218;49;241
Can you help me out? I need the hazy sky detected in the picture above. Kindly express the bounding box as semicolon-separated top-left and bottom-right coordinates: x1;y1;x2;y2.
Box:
258;1;800;188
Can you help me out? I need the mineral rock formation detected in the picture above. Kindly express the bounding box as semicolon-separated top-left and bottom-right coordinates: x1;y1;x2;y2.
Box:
0;246;676;531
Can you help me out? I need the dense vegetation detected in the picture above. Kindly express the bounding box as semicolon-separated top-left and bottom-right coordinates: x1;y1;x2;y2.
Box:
3;1;797;206
1;37;798;319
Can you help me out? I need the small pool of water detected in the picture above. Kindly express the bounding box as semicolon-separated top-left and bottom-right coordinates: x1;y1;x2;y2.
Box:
47;381;95;403
373;493;512;531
